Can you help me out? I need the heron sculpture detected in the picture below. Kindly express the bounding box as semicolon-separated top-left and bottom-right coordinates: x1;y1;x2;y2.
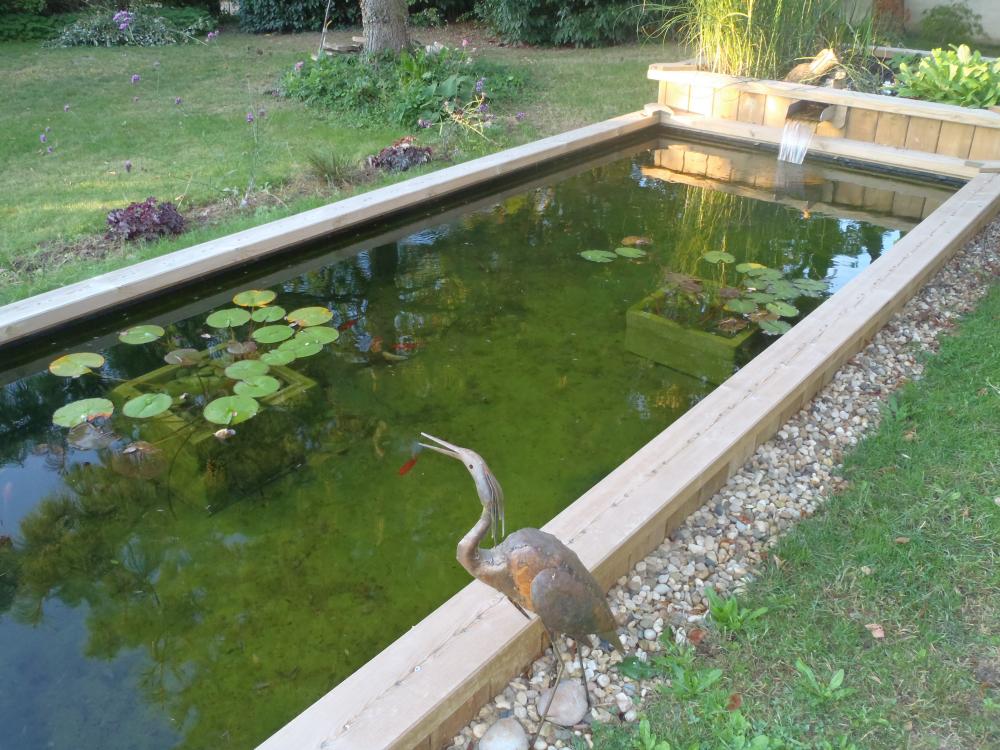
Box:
419;433;622;736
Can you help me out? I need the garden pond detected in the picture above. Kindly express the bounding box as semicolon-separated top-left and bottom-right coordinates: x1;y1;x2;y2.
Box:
0;136;954;749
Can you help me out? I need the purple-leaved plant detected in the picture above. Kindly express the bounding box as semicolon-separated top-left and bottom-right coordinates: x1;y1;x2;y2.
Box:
106;197;185;242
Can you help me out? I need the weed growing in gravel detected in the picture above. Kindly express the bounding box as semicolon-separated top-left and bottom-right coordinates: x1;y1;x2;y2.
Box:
704;586;768;635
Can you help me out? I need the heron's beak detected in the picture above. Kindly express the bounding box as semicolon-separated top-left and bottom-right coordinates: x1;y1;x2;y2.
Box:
418;432;462;459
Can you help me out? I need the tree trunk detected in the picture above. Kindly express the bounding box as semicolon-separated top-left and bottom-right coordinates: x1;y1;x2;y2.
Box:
359;0;409;57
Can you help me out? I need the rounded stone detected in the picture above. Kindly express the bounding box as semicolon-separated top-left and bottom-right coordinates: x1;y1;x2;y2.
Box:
535;680;588;726
478;717;529;750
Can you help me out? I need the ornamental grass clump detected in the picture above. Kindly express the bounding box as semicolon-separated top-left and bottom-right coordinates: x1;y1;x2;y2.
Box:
106;197;185;242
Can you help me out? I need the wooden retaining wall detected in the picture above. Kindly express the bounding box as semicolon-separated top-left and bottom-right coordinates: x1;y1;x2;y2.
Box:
648;66;1000;162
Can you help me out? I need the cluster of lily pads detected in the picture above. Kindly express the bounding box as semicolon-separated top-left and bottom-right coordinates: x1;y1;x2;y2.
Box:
658;251;829;336
48;289;339;439
579;234;652;263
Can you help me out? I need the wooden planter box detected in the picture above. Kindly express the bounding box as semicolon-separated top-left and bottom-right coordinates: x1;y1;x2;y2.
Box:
626;283;755;384
647;65;1000;163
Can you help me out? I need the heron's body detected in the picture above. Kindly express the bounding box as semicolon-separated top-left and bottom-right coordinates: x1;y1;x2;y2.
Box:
461;527;620;648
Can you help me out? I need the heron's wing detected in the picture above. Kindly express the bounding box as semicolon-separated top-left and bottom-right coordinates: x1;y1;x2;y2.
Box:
529;567;617;644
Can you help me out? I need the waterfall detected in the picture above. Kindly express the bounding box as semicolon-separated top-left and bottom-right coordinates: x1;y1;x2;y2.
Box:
778;120;817;165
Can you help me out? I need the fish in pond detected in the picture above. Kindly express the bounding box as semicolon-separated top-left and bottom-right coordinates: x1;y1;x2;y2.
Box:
398;455;419;475
338;319;359;332
394;340;421;352
620;235;652;247
370;336;383;353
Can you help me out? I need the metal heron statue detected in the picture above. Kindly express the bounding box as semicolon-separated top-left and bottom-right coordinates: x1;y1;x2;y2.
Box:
419;433;622;737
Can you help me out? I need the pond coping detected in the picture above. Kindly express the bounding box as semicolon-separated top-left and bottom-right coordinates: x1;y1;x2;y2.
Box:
255;113;1000;748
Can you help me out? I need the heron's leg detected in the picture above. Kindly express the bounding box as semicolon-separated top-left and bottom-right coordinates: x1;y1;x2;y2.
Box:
530;625;564;748
571;639;591;711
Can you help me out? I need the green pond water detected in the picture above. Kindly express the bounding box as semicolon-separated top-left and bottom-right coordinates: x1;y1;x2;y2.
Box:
0;139;940;749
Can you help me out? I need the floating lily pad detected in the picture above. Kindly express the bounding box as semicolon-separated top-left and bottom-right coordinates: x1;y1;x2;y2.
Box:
233;375;281;398
614;246;647;259
766;301;800;318
735;262;767;274
260;349;296;366
206;308;251;328
164;348;200;366
759;319;792;336
296;327;339;345
717;317;749;334
746;292;777;304
278;337;323;358
286;306;334;327
233;289;276;308
793;278;829;293
226;341;258;356
252;325;295;344
749;308;779;323
53;398;114;427
701;251;735;264
122;392;173;419
118;324;165;345
724;299;757;314
765;280;800;299
49;352;105;378
203;395;260;425
579;250;617;263
743;266;782;281
663;272;702;294
251;305;286;323
224;360;270;380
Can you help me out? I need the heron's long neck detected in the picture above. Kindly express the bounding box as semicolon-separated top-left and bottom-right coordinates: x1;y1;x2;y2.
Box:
456;505;496;578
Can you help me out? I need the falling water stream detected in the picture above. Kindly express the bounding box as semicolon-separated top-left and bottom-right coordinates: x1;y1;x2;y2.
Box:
778;119;817;165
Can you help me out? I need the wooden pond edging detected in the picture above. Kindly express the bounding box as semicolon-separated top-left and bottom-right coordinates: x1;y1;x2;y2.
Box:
258;117;1000;748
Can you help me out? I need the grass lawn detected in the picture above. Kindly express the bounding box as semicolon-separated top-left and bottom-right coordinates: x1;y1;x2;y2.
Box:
0;25;678;305
595;285;1000;749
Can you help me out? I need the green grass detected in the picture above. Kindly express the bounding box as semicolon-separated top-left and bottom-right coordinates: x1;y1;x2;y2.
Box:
597;285;1000;749
0;27;677;305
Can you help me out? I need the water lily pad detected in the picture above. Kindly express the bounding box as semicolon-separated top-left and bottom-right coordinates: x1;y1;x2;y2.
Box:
118;324;165;345
278;337;323;358
701;251;735;264
744;267;782;281
203;395;259;425
224;360;269;380
765;280;800;299
164;348;200;366
233;375;281;398
251;305;286;323
766;301;800;318
717;317;749;334
286;306;334;327
579;250;617;263
49;352;105;378
226;341;258;356
296;327;339;345
260;349;296;366
614;246;647;259
735;262;767;274
663;272;702;294
252;325;295;344
233;289;276;308
53;398;114;427
724;299;757;314
759;319;792;336
206;308;251;328
793;278;829;293
746;292;777;303
122;392;173;419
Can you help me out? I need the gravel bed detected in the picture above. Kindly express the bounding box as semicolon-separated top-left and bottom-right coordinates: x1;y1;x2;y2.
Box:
447;219;1000;750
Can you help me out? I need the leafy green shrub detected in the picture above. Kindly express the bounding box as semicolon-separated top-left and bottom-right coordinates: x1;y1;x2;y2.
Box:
283;47;525;127
475;0;642;46
46;5;212;46
894;44;1000;108
409;7;443;28
238;0;358;33
0;12;78;41
410;0;474;21
917;1;984;47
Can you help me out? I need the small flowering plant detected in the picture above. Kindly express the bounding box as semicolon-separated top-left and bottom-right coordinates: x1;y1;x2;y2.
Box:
47;6;213;48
